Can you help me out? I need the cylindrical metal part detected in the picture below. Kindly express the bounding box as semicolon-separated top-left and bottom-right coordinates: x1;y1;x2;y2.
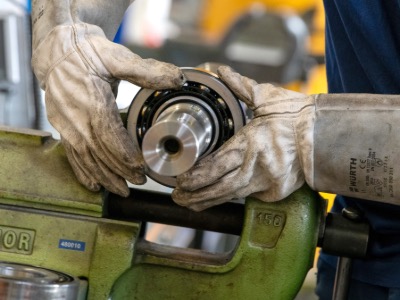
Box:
332;257;353;300
127;67;246;187
107;189;244;236
142;102;214;176
0;262;80;300
319;212;369;258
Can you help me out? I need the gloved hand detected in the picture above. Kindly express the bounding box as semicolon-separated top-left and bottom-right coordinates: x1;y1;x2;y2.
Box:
31;1;185;197
173;66;400;211
172;66;315;211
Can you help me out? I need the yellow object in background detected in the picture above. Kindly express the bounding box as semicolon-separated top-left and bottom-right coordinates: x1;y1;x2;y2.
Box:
200;0;317;41
303;0;327;95
320;192;336;211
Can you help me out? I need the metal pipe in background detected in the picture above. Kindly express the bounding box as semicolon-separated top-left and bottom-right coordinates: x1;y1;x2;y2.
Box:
327;207;368;300
332;257;353;300
107;188;245;236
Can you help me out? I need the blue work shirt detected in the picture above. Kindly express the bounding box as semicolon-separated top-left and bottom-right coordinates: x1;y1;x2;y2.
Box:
320;0;400;288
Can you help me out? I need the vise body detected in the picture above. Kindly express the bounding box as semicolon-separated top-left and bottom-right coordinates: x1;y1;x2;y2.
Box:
0;126;323;299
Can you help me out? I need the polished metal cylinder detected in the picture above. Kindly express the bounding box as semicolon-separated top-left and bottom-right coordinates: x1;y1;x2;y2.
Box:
0;262;80;300
142;102;214;176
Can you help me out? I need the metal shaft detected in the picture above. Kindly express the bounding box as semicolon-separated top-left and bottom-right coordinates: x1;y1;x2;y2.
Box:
332;257;353;300
142;102;214;176
107;188;244;236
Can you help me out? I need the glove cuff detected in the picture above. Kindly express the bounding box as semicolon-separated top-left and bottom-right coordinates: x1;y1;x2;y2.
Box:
313;93;400;205
32;25;74;88
31;23;109;89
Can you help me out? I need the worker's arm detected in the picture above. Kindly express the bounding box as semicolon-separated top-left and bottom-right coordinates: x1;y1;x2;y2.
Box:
173;66;400;211
31;0;185;196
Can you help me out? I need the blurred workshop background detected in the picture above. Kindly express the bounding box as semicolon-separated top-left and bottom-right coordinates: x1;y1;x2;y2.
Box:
0;0;334;298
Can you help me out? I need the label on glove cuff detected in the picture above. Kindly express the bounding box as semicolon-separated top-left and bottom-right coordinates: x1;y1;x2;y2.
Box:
348;149;394;198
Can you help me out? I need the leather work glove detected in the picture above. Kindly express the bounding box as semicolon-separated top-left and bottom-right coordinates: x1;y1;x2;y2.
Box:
31;0;185;196
172;66;315;211
173;66;400;211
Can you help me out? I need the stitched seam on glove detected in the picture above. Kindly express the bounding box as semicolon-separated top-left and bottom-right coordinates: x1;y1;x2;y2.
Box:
43;50;76;84
295;104;316;189
252;104;315;120
31;25;77;87
86;38;115;84
71;24;114;84
253;101;315;118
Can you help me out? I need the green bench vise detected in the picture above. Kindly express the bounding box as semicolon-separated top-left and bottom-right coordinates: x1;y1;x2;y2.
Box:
0;126;324;299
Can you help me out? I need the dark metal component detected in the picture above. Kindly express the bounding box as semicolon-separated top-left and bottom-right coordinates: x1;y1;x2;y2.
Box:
107;188;245;236
332;257;353;300
341;207;363;221
318;212;369;258
330;207;366;300
109;189;371;258
317;197;329;249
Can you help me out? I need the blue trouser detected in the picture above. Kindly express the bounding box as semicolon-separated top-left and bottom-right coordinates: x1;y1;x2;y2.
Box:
316;258;400;300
